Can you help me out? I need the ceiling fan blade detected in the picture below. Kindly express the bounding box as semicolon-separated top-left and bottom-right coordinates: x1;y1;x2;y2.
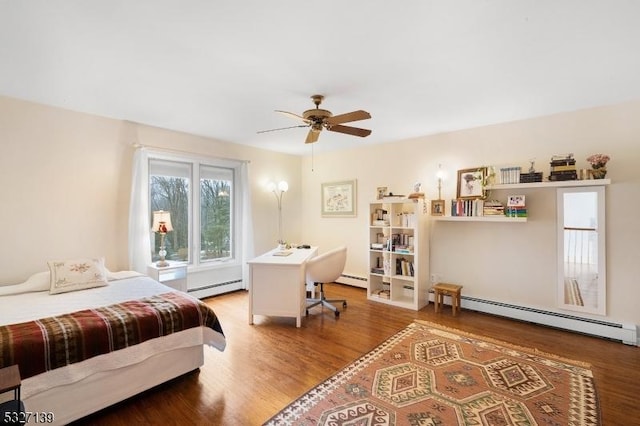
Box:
257;124;309;134
324;110;371;125
275;110;310;123
327;124;372;138
305;129;320;144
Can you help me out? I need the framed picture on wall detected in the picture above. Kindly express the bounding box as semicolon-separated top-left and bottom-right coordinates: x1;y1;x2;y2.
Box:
321;180;357;217
431;199;445;216
376;186;387;200
456;167;487;199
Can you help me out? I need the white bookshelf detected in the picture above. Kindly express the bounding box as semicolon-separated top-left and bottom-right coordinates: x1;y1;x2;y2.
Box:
368;199;429;310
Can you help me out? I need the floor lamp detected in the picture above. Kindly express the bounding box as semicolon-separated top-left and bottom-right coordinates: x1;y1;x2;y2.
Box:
267;180;288;248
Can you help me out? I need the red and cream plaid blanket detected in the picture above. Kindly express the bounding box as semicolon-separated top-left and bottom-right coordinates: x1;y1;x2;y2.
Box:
0;292;224;379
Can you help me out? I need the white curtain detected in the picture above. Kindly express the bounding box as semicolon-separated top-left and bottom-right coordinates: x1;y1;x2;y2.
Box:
128;147;151;273
240;161;254;289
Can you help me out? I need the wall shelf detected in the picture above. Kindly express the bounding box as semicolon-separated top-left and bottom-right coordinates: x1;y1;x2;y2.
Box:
487;179;610;190
432;216;526;223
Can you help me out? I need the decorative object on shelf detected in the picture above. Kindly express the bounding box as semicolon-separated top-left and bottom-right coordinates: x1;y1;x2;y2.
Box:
376;186;387;200
321;179;357;217
431;199;445;216
586;153;610;180
267;180;289;248
408;181;424;199
520;158;543;183
456;167;487;199
152;210;173;267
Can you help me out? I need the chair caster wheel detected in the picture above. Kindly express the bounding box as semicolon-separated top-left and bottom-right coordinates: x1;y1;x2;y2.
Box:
335;310;340;318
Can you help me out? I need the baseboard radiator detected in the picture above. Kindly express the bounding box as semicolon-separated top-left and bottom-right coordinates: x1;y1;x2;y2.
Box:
460;295;638;346
336;273;367;289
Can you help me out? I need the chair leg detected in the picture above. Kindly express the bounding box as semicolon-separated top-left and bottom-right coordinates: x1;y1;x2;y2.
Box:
306;282;347;317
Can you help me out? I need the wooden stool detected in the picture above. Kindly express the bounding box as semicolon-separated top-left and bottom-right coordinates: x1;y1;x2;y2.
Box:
432;283;463;316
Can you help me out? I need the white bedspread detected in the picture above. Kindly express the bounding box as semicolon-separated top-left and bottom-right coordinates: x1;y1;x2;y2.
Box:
0;274;226;399
1;273;174;325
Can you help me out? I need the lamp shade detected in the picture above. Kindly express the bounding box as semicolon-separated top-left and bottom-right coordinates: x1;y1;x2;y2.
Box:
152;210;173;233
278;181;289;192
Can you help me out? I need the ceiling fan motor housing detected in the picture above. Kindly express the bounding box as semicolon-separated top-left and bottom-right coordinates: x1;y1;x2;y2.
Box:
303;108;332;121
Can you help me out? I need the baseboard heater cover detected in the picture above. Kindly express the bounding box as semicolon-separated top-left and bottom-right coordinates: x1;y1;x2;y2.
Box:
459;295;638;346
188;279;243;298
336;273;367;288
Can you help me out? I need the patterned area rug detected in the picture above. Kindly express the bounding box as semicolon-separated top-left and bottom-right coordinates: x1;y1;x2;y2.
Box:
265;320;600;425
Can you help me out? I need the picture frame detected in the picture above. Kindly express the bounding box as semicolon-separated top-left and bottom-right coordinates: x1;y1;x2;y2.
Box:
321;179;357;217
376;186;387;200
456;167;487;199
431;199;445;216
507;195;525;207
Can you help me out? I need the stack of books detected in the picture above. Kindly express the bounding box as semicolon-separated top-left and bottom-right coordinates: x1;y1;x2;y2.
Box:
483;200;505;216
506;195;527;218
375;289;390;299
549;155;577;181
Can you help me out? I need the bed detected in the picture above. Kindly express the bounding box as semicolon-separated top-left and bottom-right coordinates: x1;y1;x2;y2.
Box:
0;265;226;425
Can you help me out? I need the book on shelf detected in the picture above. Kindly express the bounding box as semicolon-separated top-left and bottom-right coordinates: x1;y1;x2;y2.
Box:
499;166;521;184
452;199;485;217
482;199;505;216
506;207;528;217
395;257;414;276
550;164;577;172
548;171;577;181
519;172;543;183
375;289;390;299
370;243;385;250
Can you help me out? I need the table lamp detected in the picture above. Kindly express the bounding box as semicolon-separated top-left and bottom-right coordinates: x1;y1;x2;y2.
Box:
152;210;173;267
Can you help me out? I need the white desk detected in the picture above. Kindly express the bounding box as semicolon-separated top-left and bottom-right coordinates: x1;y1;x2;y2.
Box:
248;246;318;327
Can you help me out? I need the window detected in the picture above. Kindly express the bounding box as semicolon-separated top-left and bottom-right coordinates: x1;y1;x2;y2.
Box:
149;157;236;267
200;165;233;261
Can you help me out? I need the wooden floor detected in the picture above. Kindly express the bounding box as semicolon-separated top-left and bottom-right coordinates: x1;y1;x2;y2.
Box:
73;284;640;425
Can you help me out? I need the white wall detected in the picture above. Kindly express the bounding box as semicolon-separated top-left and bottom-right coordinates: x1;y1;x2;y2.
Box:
0;96;301;283
2;94;638;329
301;100;640;327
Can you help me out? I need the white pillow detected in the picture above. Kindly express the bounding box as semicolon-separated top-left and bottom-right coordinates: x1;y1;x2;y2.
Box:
48;257;109;294
0;271;50;296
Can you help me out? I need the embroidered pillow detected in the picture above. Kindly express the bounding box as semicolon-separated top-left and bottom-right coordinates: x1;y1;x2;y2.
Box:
48;257;109;294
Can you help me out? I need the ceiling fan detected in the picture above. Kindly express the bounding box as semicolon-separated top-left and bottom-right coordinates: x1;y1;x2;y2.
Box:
258;95;372;144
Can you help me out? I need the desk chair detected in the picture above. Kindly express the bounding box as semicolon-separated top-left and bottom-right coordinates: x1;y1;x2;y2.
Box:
305;246;347;317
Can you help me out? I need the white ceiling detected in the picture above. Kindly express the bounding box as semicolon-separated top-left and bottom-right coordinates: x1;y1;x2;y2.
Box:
2;1;640;156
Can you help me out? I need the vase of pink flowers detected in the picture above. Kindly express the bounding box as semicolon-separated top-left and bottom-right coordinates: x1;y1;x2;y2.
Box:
586;154;610;179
